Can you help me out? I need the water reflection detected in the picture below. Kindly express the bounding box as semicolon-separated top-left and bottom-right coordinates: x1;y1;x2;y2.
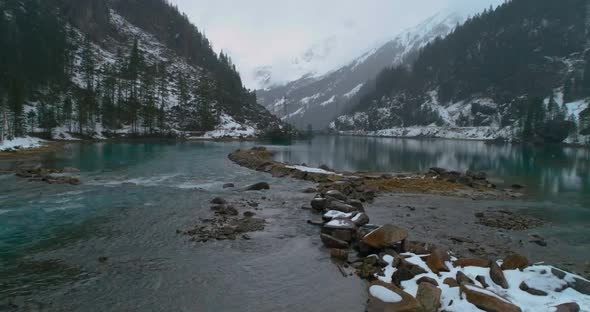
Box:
273;136;590;206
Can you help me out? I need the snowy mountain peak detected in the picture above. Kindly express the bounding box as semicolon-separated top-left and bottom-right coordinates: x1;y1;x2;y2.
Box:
256;10;465;130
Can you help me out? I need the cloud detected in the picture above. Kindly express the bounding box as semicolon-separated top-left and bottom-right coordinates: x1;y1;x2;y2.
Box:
170;0;504;88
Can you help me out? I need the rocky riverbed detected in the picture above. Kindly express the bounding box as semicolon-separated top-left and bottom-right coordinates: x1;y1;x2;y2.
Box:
225;147;590;312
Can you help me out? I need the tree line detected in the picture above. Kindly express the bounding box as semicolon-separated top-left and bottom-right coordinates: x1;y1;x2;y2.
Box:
343;0;590;143
0;0;258;142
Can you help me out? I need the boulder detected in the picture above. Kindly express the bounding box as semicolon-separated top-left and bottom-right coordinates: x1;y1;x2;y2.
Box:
443;278;459;288
347;199;365;211
519;282;547;296
245;182;270;191
501;253;529;270
552;268;590;295
392;259;427;286
416;276;439;287
476;275;489;288
416;282;441;312
323;210;354;222
328;200;358;213
302;187;317;193
489;261;509;289
425;247;450;274
325;190;347;201
362;224;408;249
453;258;490;268
320;233;349;249
456;271;474;285
553;303;581;312
367;281;422;312
460;283;521;312
351;213;370;227
321;219;357;242
311;197;329;211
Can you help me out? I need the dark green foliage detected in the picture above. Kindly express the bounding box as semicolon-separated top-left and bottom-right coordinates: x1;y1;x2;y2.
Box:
580;108;590;135
340;0;588;144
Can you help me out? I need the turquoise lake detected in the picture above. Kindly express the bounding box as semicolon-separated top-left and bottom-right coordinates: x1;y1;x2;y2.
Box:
0;136;588;310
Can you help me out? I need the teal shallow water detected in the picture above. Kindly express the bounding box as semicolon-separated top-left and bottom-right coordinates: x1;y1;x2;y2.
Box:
0;137;589;310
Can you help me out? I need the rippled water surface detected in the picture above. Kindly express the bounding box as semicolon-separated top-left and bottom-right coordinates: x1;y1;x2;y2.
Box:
1;137;589;310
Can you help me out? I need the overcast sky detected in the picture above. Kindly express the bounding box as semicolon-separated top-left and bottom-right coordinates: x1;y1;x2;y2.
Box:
171;0;504;88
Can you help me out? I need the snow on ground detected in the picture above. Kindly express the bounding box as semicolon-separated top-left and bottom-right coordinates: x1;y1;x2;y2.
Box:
374;253;590;312
202;114;258;139
565;99;589;122
343;83;364;99
0;136;45;151
319;95;336;107
285;165;337;175
342;126;516;141
52;127;81;141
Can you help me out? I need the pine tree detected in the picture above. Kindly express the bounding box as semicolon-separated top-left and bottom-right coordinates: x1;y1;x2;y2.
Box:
177;73;190;127
580;107;590;135
563;78;573;103
584;54;590;96
81;36;96;90
8;78;25;137
63;96;73;132
156;62;168;130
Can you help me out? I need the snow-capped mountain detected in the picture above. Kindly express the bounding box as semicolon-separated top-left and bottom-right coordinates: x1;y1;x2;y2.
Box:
331;0;590;145
256;10;464;130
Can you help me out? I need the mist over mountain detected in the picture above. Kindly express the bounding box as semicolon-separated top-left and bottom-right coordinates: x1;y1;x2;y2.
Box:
256;10;464;130
331;0;590;145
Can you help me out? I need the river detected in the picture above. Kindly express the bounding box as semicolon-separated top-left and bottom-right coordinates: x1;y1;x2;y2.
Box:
0;136;588;310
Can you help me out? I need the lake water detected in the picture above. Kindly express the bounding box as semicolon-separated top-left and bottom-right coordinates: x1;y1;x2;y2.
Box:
0;136;589;310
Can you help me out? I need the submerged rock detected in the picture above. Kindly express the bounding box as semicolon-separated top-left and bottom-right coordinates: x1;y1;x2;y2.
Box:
245;182;270;191
320;233;349;249
330;248;349;261
211;197;227;205
222;183;235;189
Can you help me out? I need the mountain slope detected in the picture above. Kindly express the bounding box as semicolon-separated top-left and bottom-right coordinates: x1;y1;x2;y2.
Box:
0;0;283;141
256;11;464;130
332;0;590;145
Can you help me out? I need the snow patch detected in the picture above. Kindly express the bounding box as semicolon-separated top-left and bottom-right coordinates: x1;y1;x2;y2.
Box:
344;83;364;99
0;136;45;151
202;114;257;139
285;165;336;175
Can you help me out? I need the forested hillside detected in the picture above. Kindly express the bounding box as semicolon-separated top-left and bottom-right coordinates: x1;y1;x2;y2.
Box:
0;0;283;141
332;0;590;144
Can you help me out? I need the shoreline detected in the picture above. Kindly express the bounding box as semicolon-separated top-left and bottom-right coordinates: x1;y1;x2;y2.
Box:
227;146;590;311
330;132;590;149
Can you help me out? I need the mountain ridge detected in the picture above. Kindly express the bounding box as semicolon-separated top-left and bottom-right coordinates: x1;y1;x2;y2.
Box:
256;10;465;130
